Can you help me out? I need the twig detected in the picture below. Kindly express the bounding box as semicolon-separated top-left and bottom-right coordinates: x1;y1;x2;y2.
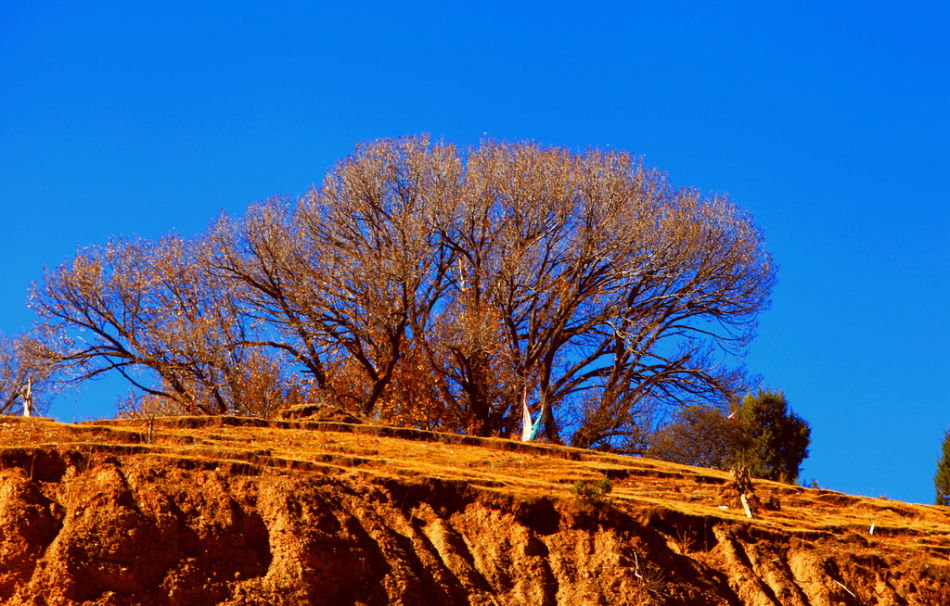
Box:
832;579;856;599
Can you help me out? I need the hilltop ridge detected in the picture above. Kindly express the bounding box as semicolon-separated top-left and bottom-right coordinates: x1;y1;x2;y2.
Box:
1;414;948;605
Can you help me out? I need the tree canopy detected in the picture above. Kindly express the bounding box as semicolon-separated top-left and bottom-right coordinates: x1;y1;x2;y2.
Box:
27;137;776;445
733;389;811;482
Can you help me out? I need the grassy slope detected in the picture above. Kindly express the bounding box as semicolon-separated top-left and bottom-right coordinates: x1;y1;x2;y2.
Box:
3;412;949;568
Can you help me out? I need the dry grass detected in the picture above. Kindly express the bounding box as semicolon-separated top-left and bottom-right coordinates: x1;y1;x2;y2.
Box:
3;413;950;566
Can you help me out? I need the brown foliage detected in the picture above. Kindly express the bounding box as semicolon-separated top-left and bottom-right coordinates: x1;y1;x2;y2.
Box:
29;235;299;416
295;138;459;414
208;198;332;392
647;405;737;470
426;140;774;443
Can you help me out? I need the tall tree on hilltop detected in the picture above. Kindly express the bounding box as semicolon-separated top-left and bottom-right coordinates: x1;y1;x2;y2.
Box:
209;137;774;438
29;136;775;438
299;138;460;415
208;198;333;393
733;389;811;482
420;140;775;441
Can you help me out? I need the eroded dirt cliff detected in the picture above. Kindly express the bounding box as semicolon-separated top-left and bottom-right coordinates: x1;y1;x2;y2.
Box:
1;415;948;605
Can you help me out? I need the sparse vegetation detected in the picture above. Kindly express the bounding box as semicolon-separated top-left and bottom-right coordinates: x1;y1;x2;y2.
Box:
935;429;950;506
571;476;613;504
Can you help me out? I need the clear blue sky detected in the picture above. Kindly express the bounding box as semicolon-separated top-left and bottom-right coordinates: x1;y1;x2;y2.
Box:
2;1;948;504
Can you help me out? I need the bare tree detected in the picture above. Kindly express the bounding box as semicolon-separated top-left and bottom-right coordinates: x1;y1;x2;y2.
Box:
210;138;461;415
29;234;290;416
420;141;529;434
209;198;334;392
296;138;775;440
424;141;774;442
299;137;461;414
563;186;775;448
27;136;774;439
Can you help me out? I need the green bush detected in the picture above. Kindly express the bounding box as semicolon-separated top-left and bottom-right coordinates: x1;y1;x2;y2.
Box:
734;389;811;483
572;477;613;504
934;429;950;506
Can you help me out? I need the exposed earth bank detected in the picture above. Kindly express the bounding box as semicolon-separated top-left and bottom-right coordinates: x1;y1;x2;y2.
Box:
1;416;949;605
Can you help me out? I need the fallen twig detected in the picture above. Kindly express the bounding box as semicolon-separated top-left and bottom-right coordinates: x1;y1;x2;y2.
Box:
832;579;856;599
